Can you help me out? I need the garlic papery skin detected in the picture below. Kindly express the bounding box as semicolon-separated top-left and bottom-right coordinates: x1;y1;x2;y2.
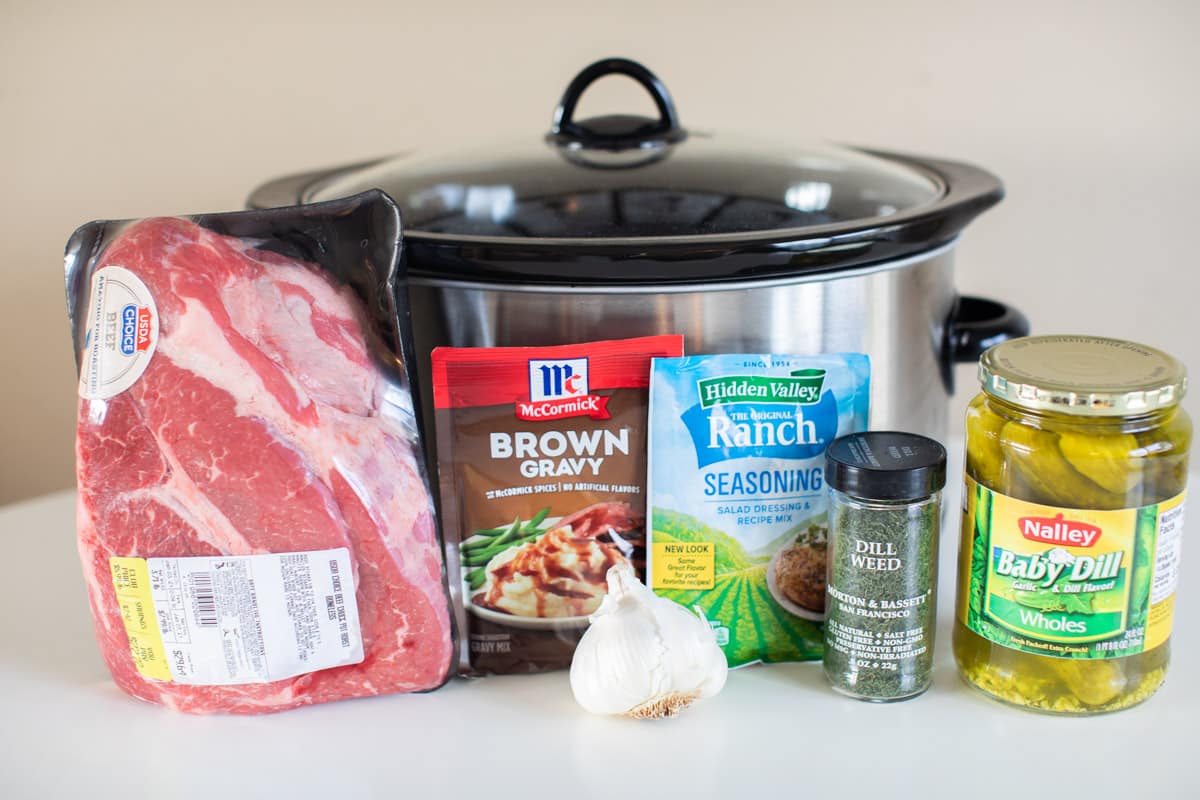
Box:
569;562;728;719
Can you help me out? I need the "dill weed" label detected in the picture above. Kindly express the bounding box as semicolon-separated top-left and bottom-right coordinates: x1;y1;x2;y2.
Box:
958;477;1185;658
823;496;939;700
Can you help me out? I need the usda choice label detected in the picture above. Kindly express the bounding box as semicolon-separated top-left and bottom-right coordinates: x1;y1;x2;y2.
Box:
78;265;159;400
959;476;1185;658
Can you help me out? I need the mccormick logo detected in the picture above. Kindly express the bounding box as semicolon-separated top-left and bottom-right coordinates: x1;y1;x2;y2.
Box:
1020;513;1102;548
530;357;588;402
518;357;610;421
119;304;154;356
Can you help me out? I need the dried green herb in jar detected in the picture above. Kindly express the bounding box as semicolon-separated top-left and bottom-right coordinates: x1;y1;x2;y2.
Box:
824;432;946;702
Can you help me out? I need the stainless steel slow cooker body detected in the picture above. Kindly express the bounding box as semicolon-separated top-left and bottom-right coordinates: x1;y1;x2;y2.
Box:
406;241;1012;445
249;57;1028;444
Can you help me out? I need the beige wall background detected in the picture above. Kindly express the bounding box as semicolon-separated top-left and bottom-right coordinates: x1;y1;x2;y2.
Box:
1;0;1197;505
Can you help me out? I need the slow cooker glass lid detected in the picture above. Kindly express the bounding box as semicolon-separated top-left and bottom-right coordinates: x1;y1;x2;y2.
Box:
306;136;943;241
305;59;942;243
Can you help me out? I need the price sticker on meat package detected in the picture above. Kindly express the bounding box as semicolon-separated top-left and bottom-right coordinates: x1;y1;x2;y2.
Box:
110;548;364;684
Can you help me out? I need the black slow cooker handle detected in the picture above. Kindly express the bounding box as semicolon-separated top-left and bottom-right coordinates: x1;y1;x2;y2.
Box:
943;295;1029;391
549;58;685;149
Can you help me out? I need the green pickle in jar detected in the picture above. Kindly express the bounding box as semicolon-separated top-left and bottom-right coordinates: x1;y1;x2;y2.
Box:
954;335;1191;714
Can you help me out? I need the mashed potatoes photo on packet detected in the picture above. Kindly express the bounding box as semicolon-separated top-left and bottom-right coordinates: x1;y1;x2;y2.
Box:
468;501;641;618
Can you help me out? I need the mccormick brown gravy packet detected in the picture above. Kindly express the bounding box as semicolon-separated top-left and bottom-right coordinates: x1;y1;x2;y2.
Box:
432;336;684;675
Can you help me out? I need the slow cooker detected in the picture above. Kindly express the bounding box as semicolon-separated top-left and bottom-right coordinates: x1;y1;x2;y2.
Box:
249;57;1028;444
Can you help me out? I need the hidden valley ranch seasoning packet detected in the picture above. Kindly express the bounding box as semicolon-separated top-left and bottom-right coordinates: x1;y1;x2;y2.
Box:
647;354;870;666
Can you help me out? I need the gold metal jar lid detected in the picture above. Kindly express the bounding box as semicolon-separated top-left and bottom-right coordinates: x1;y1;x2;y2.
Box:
979;335;1187;416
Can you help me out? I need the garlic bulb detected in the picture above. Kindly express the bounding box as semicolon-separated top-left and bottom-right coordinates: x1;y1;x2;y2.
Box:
569;562;727;719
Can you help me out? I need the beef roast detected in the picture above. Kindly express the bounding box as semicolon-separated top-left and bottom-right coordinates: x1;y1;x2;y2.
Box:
74;217;453;713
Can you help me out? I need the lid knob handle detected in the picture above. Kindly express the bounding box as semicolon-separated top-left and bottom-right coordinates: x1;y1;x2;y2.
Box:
549;58;685;149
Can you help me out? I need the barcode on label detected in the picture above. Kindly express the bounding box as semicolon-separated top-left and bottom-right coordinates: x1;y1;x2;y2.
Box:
190;571;218;627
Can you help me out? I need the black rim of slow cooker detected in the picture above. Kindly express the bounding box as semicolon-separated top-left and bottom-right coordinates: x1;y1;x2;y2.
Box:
328;144;1004;286
397;150;1001;287
246;147;1002;287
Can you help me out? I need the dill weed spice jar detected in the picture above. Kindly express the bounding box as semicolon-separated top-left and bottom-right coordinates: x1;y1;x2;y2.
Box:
954;335;1191;714
823;432;947;701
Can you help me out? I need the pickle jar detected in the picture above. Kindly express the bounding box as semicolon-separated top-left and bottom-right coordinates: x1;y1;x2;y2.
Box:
953;335;1191;714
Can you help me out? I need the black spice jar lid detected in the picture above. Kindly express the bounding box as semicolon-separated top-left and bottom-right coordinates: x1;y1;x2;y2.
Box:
826;431;947;501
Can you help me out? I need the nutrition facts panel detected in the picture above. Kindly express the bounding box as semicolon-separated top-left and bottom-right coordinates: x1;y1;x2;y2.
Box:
1153;499;1186;604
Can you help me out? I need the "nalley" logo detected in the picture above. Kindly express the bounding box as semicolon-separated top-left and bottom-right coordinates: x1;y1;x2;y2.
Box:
1019;513;1102;548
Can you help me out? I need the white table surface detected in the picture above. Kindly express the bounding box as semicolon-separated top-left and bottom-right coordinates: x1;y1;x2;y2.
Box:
2;450;1196;799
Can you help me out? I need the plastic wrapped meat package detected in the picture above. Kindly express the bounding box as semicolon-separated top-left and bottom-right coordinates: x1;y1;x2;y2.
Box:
64;191;454;713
